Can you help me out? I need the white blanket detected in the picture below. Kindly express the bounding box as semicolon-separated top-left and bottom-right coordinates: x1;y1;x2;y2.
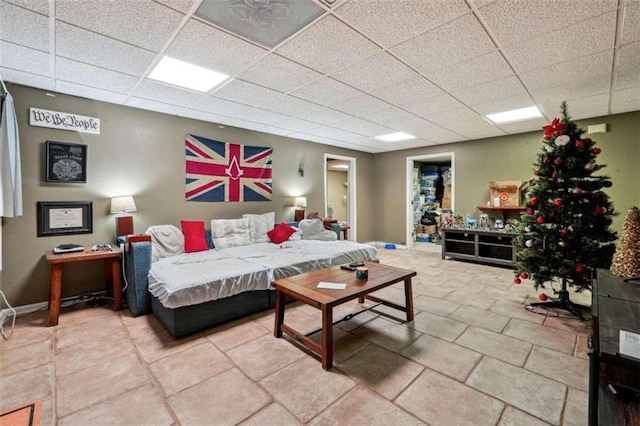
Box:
148;240;378;309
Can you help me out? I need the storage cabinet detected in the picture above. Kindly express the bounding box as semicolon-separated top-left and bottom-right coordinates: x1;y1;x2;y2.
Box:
442;229;517;267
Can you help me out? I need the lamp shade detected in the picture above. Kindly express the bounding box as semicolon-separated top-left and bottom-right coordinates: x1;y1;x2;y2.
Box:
110;196;137;214
294;197;307;208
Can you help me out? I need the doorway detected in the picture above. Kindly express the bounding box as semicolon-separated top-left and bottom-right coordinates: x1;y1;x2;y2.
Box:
324;154;356;241
405;152;455;250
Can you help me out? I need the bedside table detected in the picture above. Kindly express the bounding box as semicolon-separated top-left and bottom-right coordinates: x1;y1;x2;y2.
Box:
45;246;123;326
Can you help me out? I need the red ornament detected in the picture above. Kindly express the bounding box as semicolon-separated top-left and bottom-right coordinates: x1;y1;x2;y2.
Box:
520;272;529;279
514;277;522;285
560;228;569;237
592;147;602;155
526;208;534;215
538;293;548;301
575;264;585;274
575;140;584;148
595;206;606;215
536;216;545;224
542;118;567;139
554;199;562;207
549;176;557;183
554;158;563;166
529;197;538;206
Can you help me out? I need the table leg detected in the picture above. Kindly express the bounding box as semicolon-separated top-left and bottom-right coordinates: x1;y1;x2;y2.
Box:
48;264;63;326
321;306;333;370
404;278;414;322
109;258;123;311
274;290;285;338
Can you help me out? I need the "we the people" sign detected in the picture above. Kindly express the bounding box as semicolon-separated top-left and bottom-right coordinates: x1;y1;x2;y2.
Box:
30;108;100;134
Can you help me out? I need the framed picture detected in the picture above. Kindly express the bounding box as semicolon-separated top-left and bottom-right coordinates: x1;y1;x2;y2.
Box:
37;201;93;237
45;141;87;183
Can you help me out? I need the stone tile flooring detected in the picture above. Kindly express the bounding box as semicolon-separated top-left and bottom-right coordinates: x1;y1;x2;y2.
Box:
0;249;592;425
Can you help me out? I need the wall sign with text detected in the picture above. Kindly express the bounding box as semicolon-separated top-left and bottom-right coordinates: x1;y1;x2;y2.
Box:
30;108;100;134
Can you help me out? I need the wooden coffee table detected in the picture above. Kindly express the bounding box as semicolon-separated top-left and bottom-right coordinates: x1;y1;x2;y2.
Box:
273;261;416;370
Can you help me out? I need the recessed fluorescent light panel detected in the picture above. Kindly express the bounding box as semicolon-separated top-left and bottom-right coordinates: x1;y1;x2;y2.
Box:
374;132;416;142
148;56;229;92
486;106;542;124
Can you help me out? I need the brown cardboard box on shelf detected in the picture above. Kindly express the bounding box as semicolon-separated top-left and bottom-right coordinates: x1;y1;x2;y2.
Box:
442;184;452;209
489;181;525;207
415;225;436;235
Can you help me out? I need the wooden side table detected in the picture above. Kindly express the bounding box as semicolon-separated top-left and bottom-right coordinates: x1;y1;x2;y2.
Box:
340;225;350;240
45;247;123;326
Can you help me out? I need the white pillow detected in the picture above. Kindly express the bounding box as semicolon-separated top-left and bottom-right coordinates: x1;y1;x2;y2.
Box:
145;225;185;262
298;219;338;241
288;226;302;241
243;212;275;243
211;218;251;249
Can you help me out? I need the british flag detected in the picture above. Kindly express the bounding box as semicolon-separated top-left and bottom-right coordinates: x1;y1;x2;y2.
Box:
185;134;273;202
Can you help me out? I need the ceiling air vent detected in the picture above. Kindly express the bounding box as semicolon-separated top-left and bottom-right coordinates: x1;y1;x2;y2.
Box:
195;0;326;49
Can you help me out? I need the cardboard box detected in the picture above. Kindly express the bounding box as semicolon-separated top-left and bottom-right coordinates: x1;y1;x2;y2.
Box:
489;180;525;207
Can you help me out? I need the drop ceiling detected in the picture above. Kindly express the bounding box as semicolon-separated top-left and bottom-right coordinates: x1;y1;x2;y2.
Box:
1;0;638;153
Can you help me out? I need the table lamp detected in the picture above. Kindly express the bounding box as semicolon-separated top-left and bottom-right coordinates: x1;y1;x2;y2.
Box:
110;196;137;236
294;196;307;222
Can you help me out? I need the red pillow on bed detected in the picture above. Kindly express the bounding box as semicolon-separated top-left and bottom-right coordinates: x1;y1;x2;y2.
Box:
267;222;296;244
180;220;209;253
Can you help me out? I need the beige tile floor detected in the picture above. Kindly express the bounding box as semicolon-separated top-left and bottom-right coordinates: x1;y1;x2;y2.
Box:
0;249;592;425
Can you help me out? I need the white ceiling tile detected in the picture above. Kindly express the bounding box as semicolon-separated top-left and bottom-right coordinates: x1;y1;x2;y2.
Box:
56;81;129;105
290;77;363;106
505;12;616;73
132;80;207;108
391;13;496;75
403;93;466;118
427;51;513;92
1;41;50;76
4;0;49;15
452;76;527;106
427;106;486;128
395;138;439;150
472;94;538;116
259;95;324;117
622;1;640;45
237;54;323;93
56;0;184;52
497;117;549;135
276;15;381;74
335;0;470;48
56;57;139;94
520;50;614;92
126;96;191;116
395;117;464;143
0;67;53;90
304;126;370;144
612;86;640;111
330;52;419;93
211;79;283;106
330;94;391;116
259;126;296;137
56;22;156;76
539;93;610;121
368;77;444;107
268;118;320;132
216;117;267;132
617;41;640;73
329;118;394;137
0;2;49;51
615;68;640;91
153;0;198;14
362;107;419;128
297;107;353;125
167;19;267;76
457;123;507;140
195;96;257;117
531;75;611;109
479;0;617;47
240;108;290;126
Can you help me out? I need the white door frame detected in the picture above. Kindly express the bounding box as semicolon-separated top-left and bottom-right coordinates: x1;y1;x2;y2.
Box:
405;152;455;248
324;153;357;241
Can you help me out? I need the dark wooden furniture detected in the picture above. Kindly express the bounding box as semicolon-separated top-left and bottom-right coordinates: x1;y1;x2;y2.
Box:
45;247;123;326
442;228;517;267
589;269;640;425
477;205;525;221
273;262;416;370
340;225;350;240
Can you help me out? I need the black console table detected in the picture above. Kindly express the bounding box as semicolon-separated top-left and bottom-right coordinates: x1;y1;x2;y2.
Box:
442;229;517;267
589;269;640;425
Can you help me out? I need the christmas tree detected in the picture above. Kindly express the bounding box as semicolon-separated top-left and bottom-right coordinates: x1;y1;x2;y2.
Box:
610;206;640;278
514;102;617;318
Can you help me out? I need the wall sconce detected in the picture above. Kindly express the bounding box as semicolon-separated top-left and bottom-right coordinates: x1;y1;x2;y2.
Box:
294;196;307;221
110;195;137;236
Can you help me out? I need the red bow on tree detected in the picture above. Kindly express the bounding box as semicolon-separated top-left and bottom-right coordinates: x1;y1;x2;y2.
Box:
542;118;566;139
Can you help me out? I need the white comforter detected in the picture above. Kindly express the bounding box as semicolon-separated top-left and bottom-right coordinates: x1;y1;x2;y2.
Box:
148;240;378;309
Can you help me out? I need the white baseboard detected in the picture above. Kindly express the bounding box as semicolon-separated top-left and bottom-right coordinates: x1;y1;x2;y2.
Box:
0;291;107;322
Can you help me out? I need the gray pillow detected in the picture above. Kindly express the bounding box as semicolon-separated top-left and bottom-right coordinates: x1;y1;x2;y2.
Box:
298;219;337;241
211;218;251;249
145;225;185;262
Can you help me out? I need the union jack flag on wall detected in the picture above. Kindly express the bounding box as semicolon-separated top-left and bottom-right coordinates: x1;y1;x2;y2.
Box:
185;134;273;202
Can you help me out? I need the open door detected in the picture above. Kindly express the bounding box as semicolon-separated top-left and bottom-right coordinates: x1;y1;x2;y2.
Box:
325;154;356;241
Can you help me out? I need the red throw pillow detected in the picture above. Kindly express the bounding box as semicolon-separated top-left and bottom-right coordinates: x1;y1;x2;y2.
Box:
267;222;296;244
180;220;209;253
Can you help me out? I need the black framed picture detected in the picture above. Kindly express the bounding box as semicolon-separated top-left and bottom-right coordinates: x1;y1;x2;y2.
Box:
37;201;93;237
45;141;87;183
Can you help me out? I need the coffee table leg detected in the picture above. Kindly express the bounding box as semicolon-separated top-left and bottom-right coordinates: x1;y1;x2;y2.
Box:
321;306;333;370
404;278;414;321
274;290;285;338
49;264;63;326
